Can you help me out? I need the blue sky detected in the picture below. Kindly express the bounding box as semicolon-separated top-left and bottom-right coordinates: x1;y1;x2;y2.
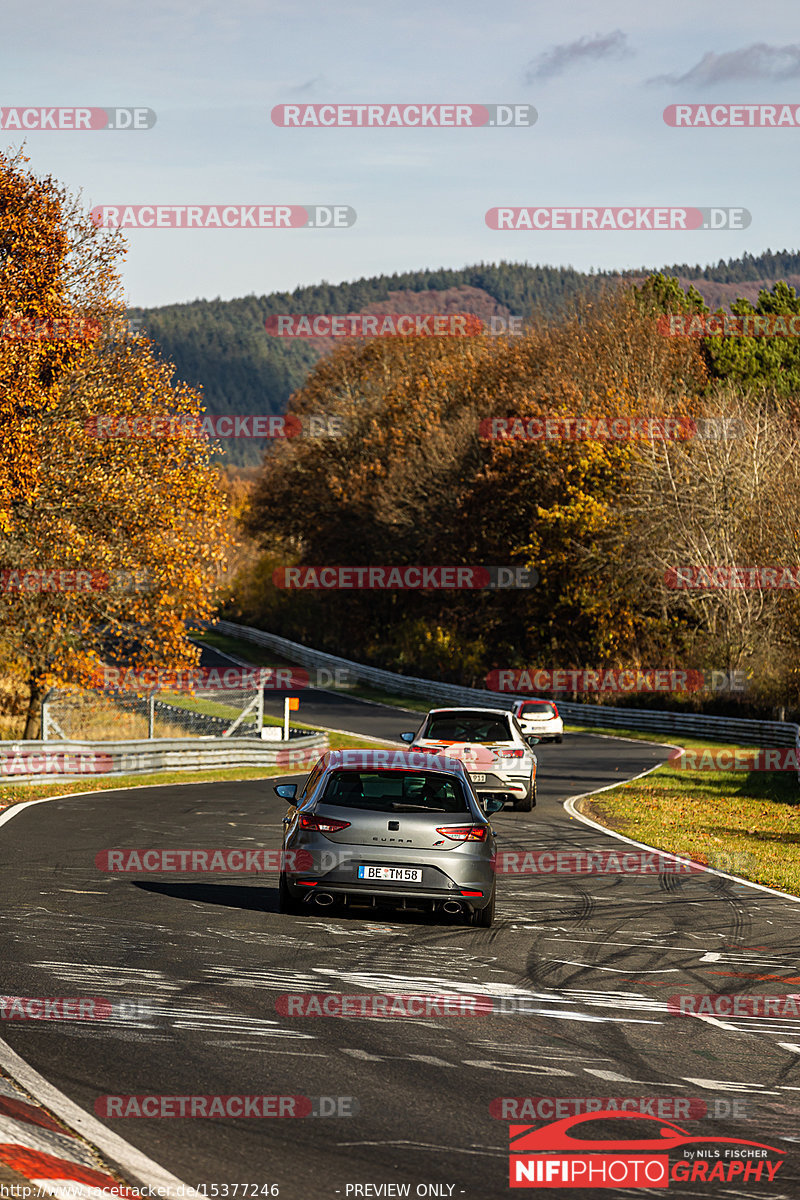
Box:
4;0;800;306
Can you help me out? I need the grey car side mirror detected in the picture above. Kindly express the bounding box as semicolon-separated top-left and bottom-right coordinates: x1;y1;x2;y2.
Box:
526;736;540;745
485;797;505;815
274;783;298;800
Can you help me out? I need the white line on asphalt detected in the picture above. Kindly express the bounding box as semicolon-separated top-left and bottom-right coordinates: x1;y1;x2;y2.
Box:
408;1055;457;1067
462;1060;575;1074
0;1039;202;1197
682;1077;781;1094
583;1068;634;1081
0;790;209;1196
550;959;681;975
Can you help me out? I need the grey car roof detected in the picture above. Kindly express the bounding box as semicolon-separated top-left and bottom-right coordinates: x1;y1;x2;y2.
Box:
425;707;513;717
324;749;470;777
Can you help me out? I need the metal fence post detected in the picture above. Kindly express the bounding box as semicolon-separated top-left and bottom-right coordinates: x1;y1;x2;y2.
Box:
148;693;155;739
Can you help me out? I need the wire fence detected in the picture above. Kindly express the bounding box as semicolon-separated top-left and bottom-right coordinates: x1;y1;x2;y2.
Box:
41;686;309;742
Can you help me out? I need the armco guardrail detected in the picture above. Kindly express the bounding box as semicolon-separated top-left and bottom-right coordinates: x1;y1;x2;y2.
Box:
0;733;329;783
553;701;800;751
213;620;800;759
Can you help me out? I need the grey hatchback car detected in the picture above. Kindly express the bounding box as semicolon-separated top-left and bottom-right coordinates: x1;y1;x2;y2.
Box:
275;748;500;926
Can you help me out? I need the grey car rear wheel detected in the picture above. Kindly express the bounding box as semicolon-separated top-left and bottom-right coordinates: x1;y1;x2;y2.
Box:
278;871;304;914
514;780;536;811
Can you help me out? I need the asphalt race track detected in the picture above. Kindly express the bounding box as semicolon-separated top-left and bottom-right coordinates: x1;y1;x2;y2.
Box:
1;689;799;1199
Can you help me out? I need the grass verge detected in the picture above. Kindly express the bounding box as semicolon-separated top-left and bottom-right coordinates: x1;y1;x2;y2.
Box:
572;726;800;896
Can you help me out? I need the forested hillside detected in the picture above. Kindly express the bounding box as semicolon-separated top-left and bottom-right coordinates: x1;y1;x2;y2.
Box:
228;273;800;719
131;251;800;463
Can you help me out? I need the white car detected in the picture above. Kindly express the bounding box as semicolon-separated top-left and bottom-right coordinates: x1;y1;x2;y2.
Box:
402;707;538;812
511;698;563;743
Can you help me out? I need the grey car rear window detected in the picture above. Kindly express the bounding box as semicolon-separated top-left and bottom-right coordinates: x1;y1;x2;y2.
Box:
321;770;470;813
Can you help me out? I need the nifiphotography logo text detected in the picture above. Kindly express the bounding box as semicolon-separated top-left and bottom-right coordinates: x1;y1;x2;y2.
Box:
508;1111;784;1188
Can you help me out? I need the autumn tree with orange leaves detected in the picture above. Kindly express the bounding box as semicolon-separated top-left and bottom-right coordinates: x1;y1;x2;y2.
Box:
235;289;708;680
0;151;230;736
237;281;800;713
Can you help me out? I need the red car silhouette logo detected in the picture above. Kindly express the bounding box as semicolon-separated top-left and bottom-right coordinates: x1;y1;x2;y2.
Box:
510;1110;783;1155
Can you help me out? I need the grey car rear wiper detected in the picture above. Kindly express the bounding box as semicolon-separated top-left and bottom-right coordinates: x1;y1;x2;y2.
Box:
391;803;452;812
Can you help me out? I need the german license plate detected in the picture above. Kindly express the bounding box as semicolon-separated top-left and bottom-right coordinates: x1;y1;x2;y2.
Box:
470;773;487;783
357;866;423;882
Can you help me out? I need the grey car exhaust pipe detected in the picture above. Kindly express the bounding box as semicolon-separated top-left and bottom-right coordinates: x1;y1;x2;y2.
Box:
442;900;463;914
314;892;335;906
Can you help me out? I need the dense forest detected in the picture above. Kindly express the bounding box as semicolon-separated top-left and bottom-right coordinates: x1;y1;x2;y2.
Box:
225;271;800;720
131;251;800;464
